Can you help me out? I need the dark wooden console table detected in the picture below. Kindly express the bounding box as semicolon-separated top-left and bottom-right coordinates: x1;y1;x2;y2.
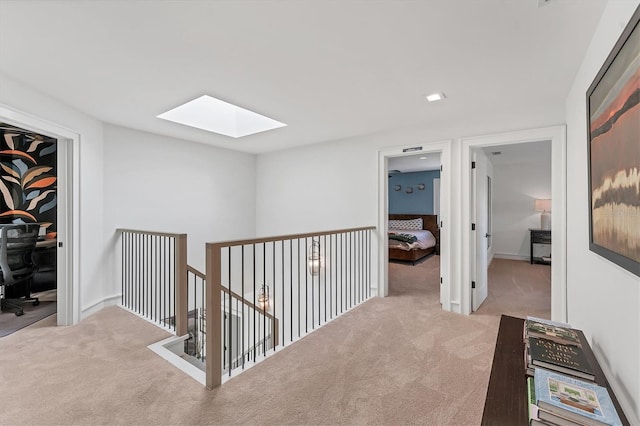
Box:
481;315;629;425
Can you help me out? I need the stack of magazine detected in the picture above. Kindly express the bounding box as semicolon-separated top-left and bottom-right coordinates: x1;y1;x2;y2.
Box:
523;317;622;425
523;317;594;381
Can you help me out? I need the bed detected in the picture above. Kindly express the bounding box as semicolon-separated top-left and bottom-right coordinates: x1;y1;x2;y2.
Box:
388;214;440;264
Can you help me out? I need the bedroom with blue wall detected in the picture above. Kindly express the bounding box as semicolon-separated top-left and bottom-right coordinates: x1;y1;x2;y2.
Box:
388;170;440;214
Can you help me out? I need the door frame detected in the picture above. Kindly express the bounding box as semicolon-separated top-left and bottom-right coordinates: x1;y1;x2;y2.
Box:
460;126;567;320
0;104;80;325
377;139;452;309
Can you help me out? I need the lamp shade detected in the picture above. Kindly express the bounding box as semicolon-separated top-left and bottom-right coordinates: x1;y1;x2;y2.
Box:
534;199;552;212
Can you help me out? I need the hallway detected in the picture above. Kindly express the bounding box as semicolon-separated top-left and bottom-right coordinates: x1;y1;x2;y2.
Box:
0;255;548;425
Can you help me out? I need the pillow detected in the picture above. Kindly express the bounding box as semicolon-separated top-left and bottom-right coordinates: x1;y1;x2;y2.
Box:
388;218;423;230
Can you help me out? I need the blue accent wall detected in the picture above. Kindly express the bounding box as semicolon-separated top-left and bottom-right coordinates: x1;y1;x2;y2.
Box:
389;170;440;214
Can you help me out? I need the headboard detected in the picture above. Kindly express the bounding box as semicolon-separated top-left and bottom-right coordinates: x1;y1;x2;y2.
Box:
389;214;439;239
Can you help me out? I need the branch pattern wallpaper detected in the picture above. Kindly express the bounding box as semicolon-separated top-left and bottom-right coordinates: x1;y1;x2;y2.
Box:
0;123;57;235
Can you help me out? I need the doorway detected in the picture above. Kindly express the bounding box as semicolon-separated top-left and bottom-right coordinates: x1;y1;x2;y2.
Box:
461;126;566;320
378;140;452;309
471;141;552;314
0;105;78;326
0;123;58;330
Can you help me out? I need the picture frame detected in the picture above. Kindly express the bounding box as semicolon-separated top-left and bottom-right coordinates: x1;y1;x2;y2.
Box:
586;5;640;277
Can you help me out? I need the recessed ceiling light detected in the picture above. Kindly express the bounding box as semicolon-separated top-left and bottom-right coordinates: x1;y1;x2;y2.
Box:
157;95;287;138
425;92;446;102
419;156;427;160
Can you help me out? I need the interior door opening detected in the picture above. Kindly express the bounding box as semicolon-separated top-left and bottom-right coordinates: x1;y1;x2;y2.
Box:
0;106;77;327
470;140;552;317
378;142;451;310
0;123;58;328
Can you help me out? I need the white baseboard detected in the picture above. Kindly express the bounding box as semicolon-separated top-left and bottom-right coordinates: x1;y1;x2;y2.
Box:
81;294;121;319
493;253;529;261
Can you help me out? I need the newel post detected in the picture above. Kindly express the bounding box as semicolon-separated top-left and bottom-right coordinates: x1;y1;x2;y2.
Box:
175;234;188;337
206;243;222;389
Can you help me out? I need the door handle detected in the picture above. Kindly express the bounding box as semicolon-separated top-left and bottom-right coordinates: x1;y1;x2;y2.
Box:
485;233;491;238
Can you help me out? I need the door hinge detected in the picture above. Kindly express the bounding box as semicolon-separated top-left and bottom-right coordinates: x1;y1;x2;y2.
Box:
58;242;63;248
472;281;476;289
440;165;443;172
440;277;443;284
440;221;443;228
471;223;476;231
471;161;476;169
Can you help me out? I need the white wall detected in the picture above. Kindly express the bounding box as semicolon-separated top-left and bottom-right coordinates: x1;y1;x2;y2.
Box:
103;124;257;281
0;72;106;319
491;157;551;260
0;78;258;317
256;138;378;236
565;1;639;423
256;107;565;315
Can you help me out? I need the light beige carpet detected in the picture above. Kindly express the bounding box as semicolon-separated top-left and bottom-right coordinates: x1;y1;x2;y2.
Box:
0;256;549;425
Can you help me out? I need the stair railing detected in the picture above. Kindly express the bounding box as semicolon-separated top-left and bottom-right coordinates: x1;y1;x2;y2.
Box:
117;229;188;336
183;265;279;366
205;226;375;389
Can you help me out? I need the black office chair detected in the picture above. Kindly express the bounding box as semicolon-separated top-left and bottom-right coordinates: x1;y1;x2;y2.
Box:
0;223;40;316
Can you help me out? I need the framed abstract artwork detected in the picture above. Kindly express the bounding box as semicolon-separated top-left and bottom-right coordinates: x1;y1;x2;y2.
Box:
586;6;640;277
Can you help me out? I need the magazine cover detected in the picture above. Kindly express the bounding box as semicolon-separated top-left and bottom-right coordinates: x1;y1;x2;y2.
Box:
526;320;581;346
526;316;572;329
534;369;622;425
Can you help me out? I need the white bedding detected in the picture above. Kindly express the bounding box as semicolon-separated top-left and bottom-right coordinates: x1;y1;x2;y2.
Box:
388;229;436;251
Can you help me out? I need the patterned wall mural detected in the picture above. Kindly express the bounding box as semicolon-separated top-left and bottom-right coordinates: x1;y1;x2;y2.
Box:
0;123;57;235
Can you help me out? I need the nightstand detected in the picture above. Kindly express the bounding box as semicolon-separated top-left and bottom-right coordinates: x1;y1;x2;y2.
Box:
530;229;551;265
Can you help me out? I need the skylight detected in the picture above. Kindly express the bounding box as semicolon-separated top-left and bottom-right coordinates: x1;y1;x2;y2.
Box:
425;92;446;102
157;95;287;138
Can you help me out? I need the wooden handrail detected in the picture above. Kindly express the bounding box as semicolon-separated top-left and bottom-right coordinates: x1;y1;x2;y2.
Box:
186;265;205;279
187;265;278;323
207;225;376;249
117;228;187;239
188;265;280;347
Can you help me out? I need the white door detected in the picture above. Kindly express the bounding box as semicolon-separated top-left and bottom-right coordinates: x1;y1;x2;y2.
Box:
472;149;489;311
56;138;72;325
433;177;440;221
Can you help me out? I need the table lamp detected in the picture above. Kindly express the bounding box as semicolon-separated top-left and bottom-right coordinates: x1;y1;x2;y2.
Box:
534;199;552;230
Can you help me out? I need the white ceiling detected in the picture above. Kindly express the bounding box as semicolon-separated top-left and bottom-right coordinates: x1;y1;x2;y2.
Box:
0;0;607;154
388;153;441;173
482;140;551;165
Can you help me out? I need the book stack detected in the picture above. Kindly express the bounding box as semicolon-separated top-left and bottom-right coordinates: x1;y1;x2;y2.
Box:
528;368;622;426
523;317;595;382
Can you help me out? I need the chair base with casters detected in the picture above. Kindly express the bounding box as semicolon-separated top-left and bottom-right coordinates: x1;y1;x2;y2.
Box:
0;223;41;316
1;284;39;316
